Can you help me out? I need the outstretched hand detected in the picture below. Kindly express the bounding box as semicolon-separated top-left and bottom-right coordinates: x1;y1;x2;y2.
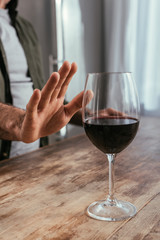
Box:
20;61;86;143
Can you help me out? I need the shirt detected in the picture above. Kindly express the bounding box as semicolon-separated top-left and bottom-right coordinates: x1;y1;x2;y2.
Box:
0;11;48;160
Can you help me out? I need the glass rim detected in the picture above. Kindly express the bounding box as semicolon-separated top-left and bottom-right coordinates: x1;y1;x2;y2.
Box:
87;72;132;75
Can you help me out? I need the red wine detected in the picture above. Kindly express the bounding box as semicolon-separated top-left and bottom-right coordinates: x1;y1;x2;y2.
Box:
84;117;139;154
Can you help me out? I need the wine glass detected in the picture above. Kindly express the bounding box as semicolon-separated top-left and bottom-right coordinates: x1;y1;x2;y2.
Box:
82;72;140;221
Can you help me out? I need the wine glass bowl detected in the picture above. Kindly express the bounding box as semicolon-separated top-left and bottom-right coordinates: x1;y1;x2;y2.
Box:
82;72;140;221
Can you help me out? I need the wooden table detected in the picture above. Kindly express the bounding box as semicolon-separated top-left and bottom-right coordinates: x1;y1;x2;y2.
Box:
0;117;160;240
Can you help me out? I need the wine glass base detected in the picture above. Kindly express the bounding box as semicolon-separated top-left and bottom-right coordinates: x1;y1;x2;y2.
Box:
87;199;137;222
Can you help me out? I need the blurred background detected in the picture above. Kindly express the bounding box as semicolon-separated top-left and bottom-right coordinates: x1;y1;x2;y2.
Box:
18;0;160;143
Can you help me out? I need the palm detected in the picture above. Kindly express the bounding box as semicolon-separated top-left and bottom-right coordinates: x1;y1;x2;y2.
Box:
20;61;83;143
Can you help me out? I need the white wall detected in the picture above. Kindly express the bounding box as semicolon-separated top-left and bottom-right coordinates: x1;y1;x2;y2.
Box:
18;0;103;82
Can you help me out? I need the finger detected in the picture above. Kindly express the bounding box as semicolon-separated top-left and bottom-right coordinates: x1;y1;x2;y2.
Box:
57;61;71;88
39;72;60;109
58;62;78;98
26;89;41;119
58;60;71;76
49;61;71;102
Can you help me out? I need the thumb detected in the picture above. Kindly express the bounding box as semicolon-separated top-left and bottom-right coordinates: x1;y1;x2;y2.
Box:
26;89;41;119
21;89;41;143
64;91;83;117
65;90;93;117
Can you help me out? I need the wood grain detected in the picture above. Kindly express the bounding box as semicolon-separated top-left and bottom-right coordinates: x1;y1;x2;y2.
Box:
0;117;160;240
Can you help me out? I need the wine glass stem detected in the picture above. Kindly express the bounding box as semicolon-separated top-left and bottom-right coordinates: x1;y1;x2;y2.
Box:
107;154;116;203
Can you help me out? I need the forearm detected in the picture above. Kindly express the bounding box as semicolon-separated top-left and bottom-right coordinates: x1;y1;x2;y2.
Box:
0;103;25;141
